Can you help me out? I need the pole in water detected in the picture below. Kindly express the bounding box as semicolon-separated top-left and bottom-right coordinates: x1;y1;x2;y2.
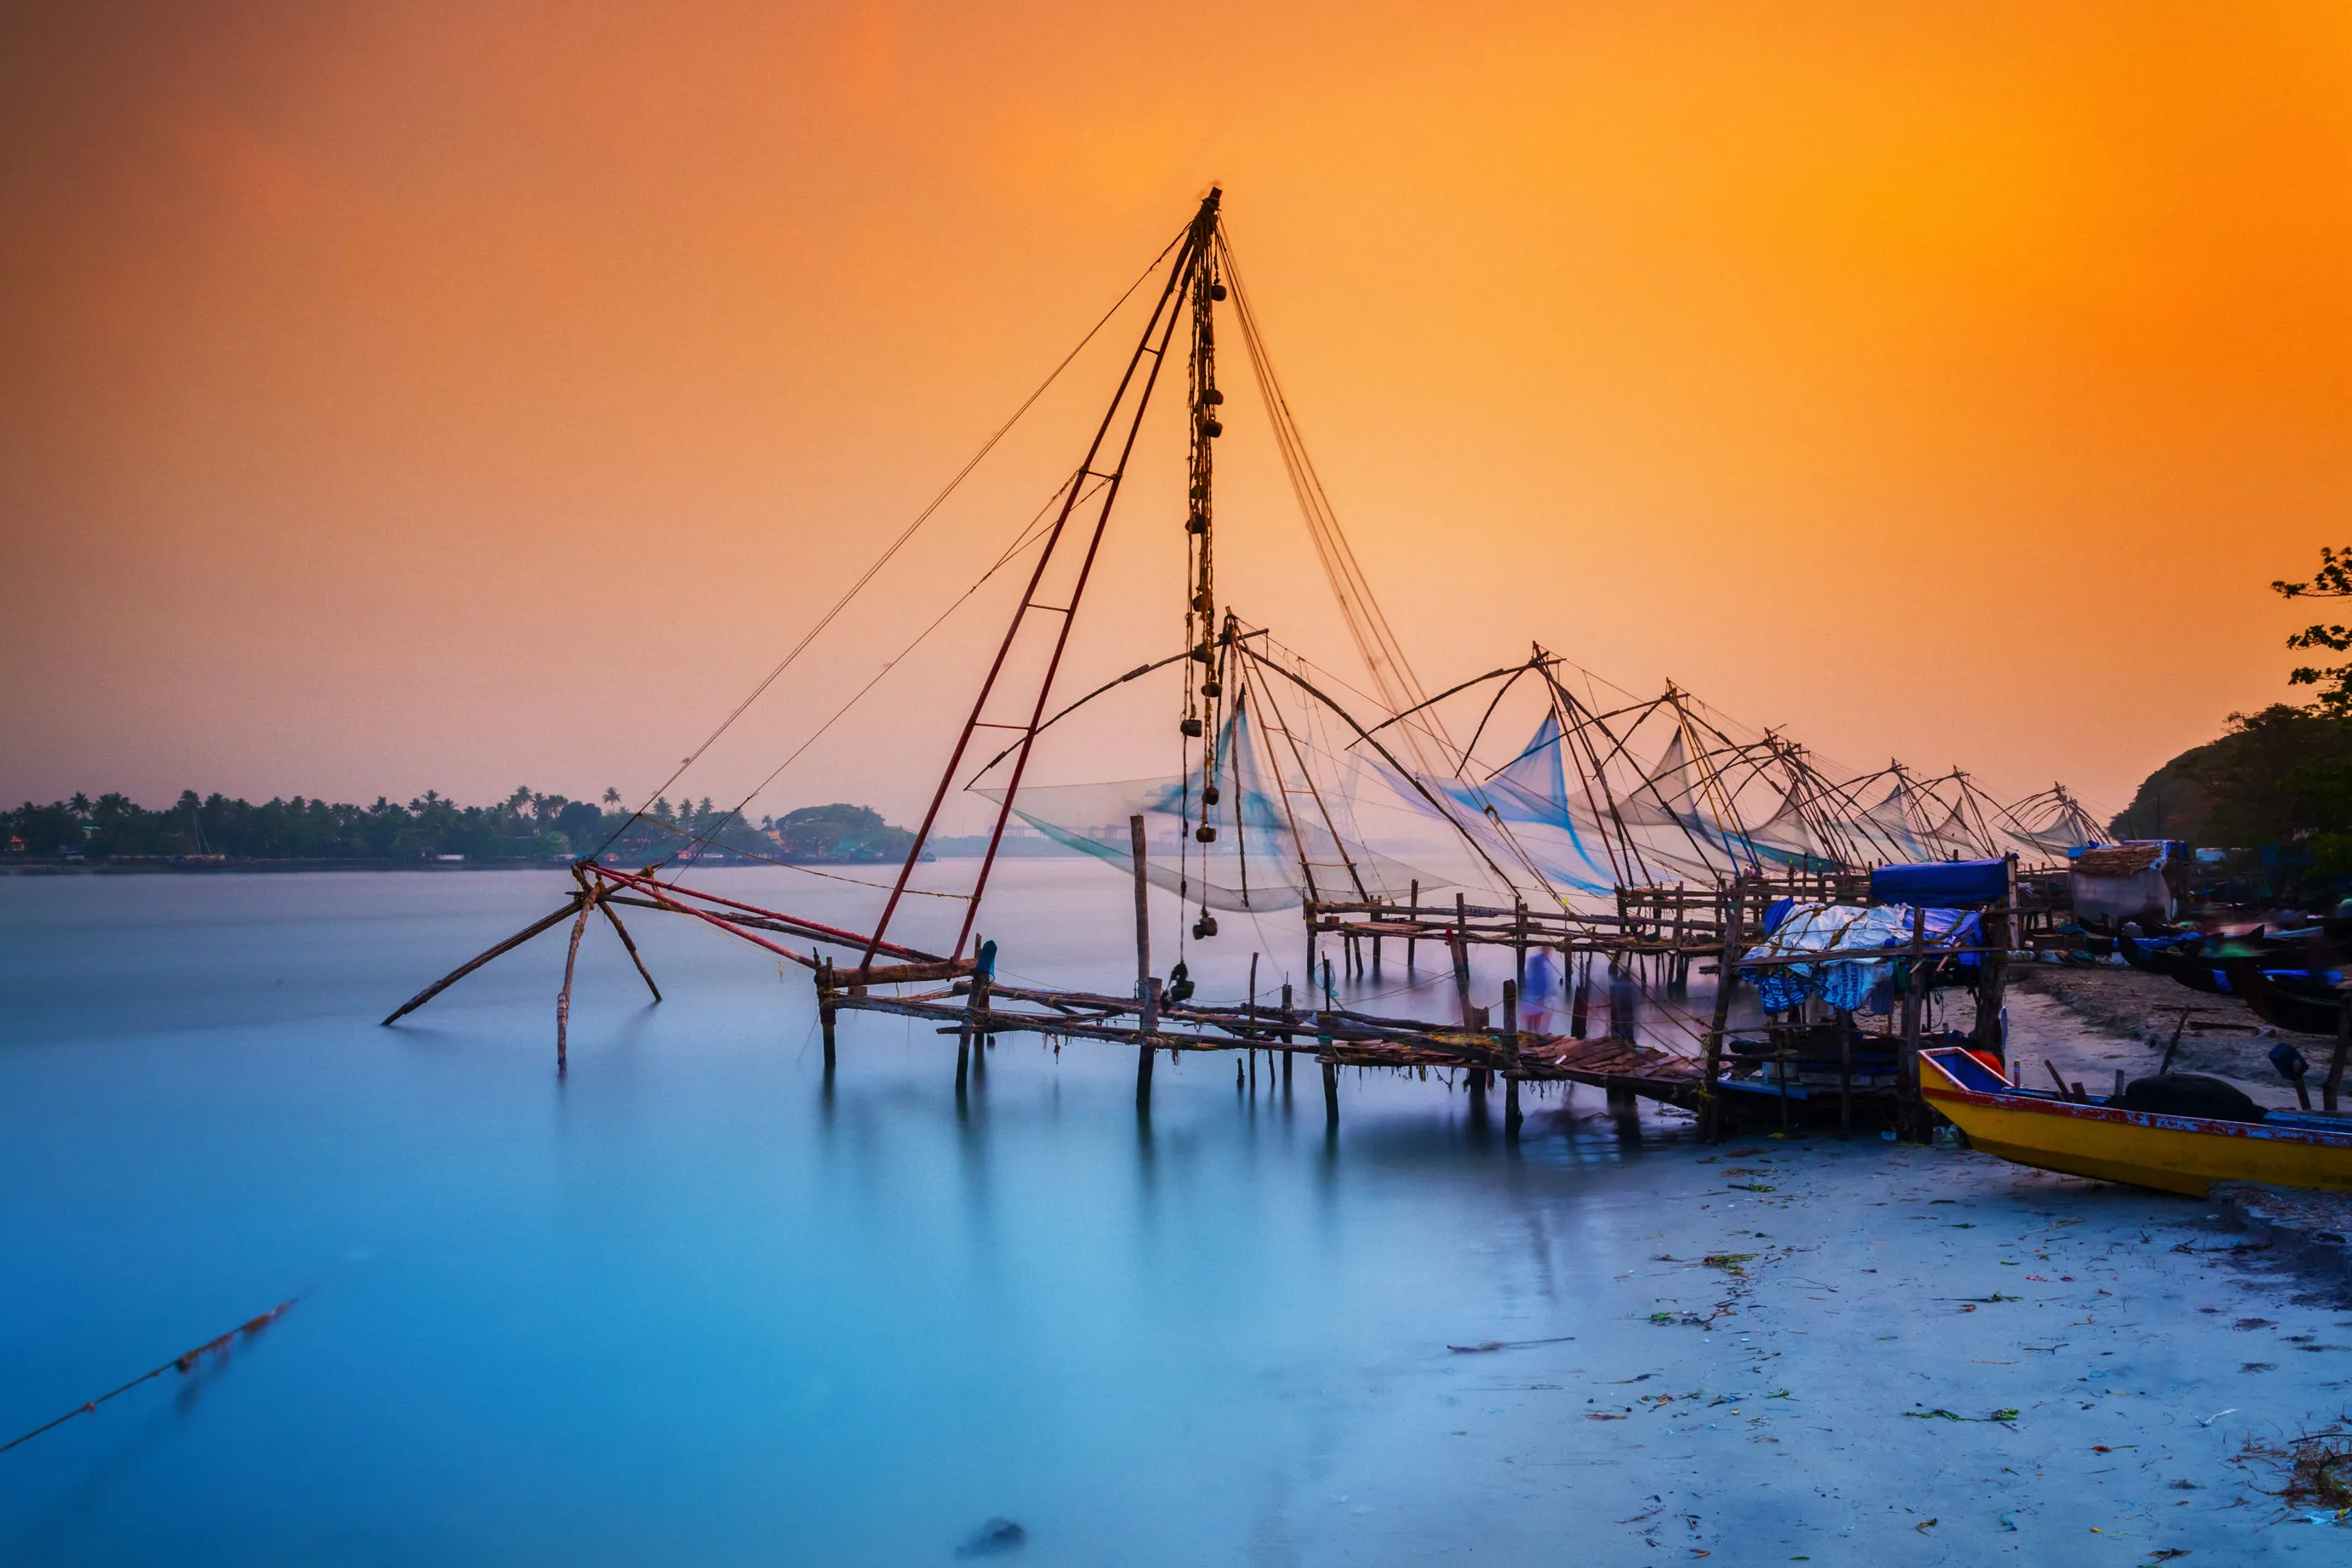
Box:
1318;997;1338;1128
1137;975;1162;1113
818;957;838;1074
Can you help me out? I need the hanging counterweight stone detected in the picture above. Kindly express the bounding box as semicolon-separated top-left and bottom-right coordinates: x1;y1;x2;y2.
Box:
1201;784;1220;806
1204;388;1225;404
1209;282;1227;300
1186;514;1207;533
1200;680;1220;698
1179;717;1204;738
1195;824;1218;842
1203;419;1224;437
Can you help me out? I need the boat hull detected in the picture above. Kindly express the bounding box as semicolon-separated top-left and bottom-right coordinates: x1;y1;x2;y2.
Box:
1917;1047;2352;1196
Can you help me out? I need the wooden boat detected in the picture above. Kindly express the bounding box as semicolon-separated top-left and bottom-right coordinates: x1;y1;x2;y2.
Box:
2229;961;2340;1037
1916;1046;2352;1196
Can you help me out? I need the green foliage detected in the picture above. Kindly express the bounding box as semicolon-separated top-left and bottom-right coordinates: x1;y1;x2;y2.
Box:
2275;545;2352;716
2109;704;2352;845
4;787;629;863
2;789;916;866
774;803;915;863
2308;833;2352;877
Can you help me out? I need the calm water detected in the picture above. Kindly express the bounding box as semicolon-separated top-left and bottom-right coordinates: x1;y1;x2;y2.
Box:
0;864;1693;1565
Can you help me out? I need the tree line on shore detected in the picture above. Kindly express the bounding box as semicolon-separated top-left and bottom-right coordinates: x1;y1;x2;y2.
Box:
1;790;916;865
2107;547;2352;877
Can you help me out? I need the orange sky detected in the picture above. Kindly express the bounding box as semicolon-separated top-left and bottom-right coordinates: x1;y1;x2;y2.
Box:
5;1;2349;829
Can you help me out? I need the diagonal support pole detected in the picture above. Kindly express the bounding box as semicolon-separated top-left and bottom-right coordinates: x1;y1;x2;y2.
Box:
596;894;662;1002
381;897;585;1026
556;898;594;1072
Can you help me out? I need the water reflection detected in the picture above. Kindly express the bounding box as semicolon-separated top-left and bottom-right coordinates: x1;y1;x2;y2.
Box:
2;864;1713;1567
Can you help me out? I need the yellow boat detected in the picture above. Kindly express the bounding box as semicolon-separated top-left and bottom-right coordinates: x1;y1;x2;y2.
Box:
1916;1046;2352;1196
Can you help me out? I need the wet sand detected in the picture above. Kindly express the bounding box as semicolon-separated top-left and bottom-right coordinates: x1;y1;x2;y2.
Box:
2009;961;2329;1113
1459;1128;2352;1559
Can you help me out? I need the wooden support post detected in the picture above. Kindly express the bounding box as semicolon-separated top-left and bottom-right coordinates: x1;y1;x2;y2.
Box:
1698;881;1746;1142
1130;814;1152;1003
1837;1007;1853;1139
1322;1058;1339;1129
1137;976;1162;1112
961;938;996;1088
1407;879;1419;970
595;895;663;1003
2329;985;2351;1115
555;897;593;1072
1670;885;1687;997
1569;950;1590;1039
818;956;837;1073
1501;978;1520;1065
381;896;585;1025
1513;900;1528;996
1502;978;1522;1139
1900;904;1928;1138
1452;894;1473;1027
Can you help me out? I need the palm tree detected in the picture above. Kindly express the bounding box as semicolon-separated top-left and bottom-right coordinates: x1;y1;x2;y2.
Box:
602;787;622;807
68;792;90;817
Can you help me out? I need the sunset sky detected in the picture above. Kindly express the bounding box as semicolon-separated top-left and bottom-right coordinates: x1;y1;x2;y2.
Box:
5;2;2349;830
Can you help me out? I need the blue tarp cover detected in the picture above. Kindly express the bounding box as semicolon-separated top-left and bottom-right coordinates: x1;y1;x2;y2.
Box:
1870;858;2008;908
1739;902;1983;1014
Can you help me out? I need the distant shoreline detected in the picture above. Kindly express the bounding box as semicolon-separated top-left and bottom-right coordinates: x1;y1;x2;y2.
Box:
1;844;1081;875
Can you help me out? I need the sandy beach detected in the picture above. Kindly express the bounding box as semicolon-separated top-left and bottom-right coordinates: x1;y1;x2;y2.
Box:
2008;961;2332;1115
1478;1124;2352;1560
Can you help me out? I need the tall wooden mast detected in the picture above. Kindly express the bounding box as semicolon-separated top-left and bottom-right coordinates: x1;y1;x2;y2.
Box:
859;190;1224;970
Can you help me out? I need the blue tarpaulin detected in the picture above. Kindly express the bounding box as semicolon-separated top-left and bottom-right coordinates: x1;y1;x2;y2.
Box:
1738;901;1984;1014
1869;858;2008;909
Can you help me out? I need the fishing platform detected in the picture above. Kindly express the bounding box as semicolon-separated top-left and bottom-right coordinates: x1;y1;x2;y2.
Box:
381;187;2105;1142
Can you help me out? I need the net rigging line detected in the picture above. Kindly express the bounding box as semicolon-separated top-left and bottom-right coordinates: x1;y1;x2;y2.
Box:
1213;223;1457;781
586;225;1187;866
657;474;1110;891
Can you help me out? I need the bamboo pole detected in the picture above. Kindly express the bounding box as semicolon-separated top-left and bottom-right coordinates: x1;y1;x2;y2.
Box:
1452;894;1474;1027
818;956;837;1072
1502;978;1522;1140
555;898;594;1071
380;897;585;1025
1837;1007;1853;1139
2329;987;2350;1115
1513;899;1528;995
595;892;662;1002
1698;880;1746;1142
1282;982;1296;1093
1569;949;1590;1039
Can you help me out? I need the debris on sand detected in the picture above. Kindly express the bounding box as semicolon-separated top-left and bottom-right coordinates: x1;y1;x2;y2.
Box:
2231;1423;2352;1525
